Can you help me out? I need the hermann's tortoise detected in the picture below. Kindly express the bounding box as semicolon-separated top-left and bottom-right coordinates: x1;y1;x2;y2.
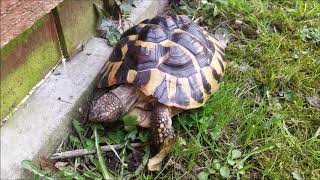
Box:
89;14;227;169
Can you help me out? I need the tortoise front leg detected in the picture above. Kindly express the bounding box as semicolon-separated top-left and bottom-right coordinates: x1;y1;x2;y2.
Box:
148;103;176;171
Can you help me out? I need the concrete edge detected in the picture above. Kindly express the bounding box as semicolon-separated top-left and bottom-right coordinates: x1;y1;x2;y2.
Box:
0;0;162;179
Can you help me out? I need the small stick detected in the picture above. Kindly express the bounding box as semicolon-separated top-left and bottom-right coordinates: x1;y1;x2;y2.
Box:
51;143;143;160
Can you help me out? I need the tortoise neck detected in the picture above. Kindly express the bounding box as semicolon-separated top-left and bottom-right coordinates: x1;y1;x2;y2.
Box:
110;84;140;114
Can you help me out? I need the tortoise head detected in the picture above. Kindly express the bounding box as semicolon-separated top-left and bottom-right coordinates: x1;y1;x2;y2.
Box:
88;93;124;123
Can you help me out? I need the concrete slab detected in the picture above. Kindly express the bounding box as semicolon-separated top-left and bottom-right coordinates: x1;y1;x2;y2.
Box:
128;0;163;23
0;0;163;179
1;37;112;179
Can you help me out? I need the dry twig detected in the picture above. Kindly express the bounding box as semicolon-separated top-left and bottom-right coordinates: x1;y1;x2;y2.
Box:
51;143;143;160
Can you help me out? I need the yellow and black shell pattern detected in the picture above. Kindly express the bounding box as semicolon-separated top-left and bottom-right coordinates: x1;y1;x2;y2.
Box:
98;15;226;109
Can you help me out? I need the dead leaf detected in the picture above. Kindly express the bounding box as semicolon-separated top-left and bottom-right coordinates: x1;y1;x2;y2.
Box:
54;162;69;169
147;138;175;171
231;19;259;38
306;96;320;109
39;157;55;170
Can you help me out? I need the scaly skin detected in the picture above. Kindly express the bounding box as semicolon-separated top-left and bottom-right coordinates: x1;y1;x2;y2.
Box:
89;85;178;171
89;92;124;122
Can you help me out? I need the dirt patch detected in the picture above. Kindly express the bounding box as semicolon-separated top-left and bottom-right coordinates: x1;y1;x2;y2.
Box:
104;146;145;172
127;146;144;172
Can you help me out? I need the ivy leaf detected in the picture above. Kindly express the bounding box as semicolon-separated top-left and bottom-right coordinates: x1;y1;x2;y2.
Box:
95;16;121;47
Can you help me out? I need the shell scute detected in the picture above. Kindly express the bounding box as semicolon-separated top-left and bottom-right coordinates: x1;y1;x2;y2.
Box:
98;15;226;109
149;16;178;32
158;46;197;78
188;75;204;103
133;70;151;86
138;25;168;43
174;79;190;106
132;44;166;71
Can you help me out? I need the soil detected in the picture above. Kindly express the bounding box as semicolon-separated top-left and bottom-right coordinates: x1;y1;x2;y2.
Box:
127;146;144;172
105;146;145;172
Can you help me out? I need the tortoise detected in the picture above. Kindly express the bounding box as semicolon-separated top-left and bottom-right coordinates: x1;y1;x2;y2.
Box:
89;14;227;168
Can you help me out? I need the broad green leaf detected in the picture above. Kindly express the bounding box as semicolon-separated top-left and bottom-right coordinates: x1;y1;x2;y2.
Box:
123;114;138;125
138;130;150;143
21;160;54;180
107;129;126;144
85;138;95;150
231;149;242;159
69;135;81;147
122;114;138;131
212;159;221;170
58;166;85;180
210;128;221;140
227;159;235;165
219;166;230;178
83;170;102;179
197;171;209;180
126;129;138;141
72;120;85;133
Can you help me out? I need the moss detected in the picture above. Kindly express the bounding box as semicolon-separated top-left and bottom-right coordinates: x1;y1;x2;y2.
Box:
0;41;60;119
0;15;48;60
58;1;98;56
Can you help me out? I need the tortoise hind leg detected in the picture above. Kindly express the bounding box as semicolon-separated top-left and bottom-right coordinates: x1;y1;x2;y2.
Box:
151;104;175;145
148;103;176;171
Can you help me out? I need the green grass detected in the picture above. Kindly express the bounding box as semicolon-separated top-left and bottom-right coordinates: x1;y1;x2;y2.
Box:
23;0;319;179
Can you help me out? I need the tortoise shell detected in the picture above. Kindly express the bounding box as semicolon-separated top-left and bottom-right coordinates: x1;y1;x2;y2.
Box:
98;15;226;109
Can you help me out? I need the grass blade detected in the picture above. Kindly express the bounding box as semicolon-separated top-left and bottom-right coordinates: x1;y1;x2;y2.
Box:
72;120;86;147
94;125;114;179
